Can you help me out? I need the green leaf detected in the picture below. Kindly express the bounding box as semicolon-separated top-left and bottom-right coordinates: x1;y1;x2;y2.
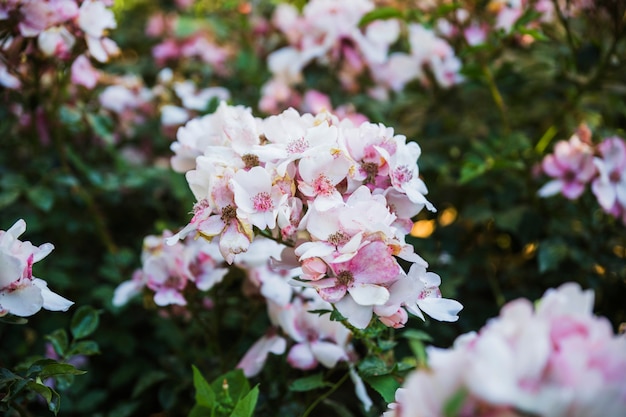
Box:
175;16;206;38
188;405;213;417
132;370;169;398
191;365;215;408
401;329;433;343
359;7;403;26
443;388;468;417
40;363;86;379
26;186;55;211
307;309;331;317
0;315;28;325
211;369;250;402
67;340;100;356
537;240;569;273
45;329;69;357
86;113;115;144
70;306;100;339
329;309;346;322
357;356;391;377
459;154;492;184
230;385;259;417
288;372;329;392
27;381;61;415
363;374;400;403
0;190;20;209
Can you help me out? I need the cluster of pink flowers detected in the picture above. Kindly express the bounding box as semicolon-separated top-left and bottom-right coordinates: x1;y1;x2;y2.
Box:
146;11;231;75
0;0;118;90
259;0;464;112
539;127;626;224
112;229;228;308
384;282;626;417
237;286;373;410
0;219;73;317
167;101;462;330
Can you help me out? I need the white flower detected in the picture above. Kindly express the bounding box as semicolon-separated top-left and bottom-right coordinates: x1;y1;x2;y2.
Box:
0;220;73;317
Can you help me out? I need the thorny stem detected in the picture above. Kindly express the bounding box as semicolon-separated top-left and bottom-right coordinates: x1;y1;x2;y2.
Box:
301;371;350;417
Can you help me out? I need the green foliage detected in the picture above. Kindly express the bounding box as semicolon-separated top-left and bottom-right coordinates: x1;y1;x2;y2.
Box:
1;0;625;416
0;307;100;415
188;366;259;417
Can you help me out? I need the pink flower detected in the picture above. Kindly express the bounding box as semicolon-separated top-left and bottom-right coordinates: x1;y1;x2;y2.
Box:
37;26;75;57
386;282;626;417
591;137;626;215
71;55;99;89
231;166;288;230
538;133;596;199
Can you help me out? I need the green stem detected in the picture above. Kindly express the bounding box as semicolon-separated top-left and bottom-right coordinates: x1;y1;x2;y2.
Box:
301;371;350;417
482;63;510;134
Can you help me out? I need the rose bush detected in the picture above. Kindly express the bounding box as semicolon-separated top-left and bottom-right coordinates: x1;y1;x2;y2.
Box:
1;0;625;416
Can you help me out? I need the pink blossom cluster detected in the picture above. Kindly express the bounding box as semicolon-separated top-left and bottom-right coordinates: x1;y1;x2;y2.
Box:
384;282;626;417
0;0;118;89
237;287;374;410
539;129;626;224
112;229;229;308
146;11;230;75
0;219;73;317
259;0;464;112
168;101;462;329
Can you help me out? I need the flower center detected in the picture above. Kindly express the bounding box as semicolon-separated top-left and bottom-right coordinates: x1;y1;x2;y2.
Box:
392;165;414;185
286;138;309;155
252;192;274;212
221;205;237;222
327;231;350;247
362;162;379;184
242;153;259;169
336;270;354;286
313;174;335;196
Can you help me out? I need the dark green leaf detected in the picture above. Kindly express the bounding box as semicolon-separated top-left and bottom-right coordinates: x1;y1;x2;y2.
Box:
0;315;28;325
27;381;61;415
363;374;400;403
537;240;569;273
357;356;391;377
26;186;55;211
132;370;169;398
40;363;86;379
45;329;69;357
0;190;20;209
288;373;329;392
70;306;100;339
67;340;100;356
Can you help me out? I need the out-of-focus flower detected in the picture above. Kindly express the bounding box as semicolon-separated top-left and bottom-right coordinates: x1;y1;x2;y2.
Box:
538;132;596;199
113;231;228;308
0;219;73;317
591;136;626;223
71;54;99;89
385;282;626;417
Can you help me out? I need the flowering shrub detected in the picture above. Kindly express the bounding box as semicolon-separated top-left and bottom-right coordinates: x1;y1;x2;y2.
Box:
1;0;625;416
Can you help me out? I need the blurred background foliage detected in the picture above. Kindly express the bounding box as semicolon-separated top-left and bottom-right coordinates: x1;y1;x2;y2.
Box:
1;0;625;416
